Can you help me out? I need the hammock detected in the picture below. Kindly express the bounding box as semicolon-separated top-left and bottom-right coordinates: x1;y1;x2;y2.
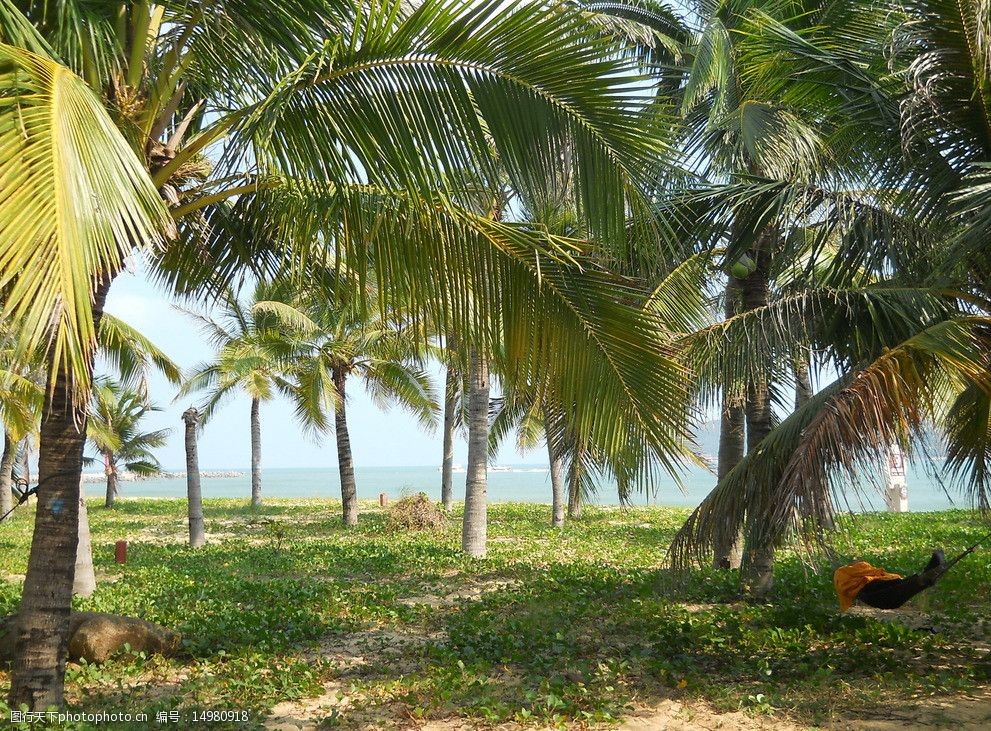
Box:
844;530;991;610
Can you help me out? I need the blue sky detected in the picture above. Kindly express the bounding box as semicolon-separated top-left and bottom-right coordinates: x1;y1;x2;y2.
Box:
102;263;539;471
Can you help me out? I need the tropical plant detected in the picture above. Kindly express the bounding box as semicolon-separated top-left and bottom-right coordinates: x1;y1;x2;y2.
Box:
179;284;300;507
666;0;991;581
86;379;169;508
439;335;466;512
81;313;180;596
255;290;438;527
1;0;694;708
490;386;567;526
183;406;205;548
0;346;44;520
673;0;823;589
462;352;491;556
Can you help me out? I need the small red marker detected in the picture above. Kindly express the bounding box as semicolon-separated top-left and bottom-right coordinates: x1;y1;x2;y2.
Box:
114;540;127;564
379;493;388;507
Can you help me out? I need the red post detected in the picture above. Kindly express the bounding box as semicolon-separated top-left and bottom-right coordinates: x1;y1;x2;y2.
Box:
379;493;388;507
114;540;127;564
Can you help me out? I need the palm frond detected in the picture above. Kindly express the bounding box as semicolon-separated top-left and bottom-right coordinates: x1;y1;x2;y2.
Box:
671;317;991;568
237;0;674;246
0;45;169;397
943;381;991;511
99;313;182;388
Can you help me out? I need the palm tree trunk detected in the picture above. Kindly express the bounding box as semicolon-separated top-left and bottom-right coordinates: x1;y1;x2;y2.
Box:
250;397;262;507
104;453;117;508
794;351;813;409
20;438;30;491
0;431;16;521
714;277;745;569
544;406;565;528
183;407;205;548
567;448;584;520
7;276;112;711
461;352;489;557
740;246;775;596
333;366;358;527
548;443;566;528
441;354;458;511
73;486;96;598
714;399;745;568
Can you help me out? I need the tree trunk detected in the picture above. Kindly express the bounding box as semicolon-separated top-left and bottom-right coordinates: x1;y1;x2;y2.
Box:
183;407;204;548
441;352;458;511
73;486;96;598
104;453;117;508
333;366;358;527
8;276;111;711
740;247;776;596
714;277;745;569
794;351;813;409
567;448;584;520
0;431;16;521
544;406;565;528
714;399;745;568
20;438;31;492
250;397;262;507
549;444;566;528
461;352;489;558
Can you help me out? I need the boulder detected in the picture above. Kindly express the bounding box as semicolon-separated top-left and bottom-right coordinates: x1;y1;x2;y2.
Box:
0;611;181;664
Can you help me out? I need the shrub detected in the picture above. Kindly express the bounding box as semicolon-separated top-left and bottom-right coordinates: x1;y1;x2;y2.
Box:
386;492;446;533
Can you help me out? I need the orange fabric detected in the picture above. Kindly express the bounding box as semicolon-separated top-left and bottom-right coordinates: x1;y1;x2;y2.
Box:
833;561;903;611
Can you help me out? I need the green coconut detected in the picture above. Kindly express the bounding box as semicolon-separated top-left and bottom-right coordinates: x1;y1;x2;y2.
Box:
726;253;756;278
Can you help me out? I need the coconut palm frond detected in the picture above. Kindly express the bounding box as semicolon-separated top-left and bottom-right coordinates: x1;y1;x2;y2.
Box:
943;381;991;512
0;45;169;398
671;317;991;568
363;360;439;431
98;314;182;389
237;0;674;247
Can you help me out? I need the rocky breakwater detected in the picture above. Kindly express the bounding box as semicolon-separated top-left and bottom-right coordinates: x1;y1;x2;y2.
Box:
81;470;243;483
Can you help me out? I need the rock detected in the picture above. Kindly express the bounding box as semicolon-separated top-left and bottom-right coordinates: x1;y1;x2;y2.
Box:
81;469;244;483
0;611;181;664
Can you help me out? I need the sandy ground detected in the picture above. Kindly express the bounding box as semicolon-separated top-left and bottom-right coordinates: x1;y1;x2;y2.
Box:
264;611;991;731
266;685;991;730
262;573;991;731
615;687;991;730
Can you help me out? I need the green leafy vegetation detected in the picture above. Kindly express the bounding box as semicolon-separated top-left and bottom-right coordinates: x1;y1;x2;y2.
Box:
0;499;986;728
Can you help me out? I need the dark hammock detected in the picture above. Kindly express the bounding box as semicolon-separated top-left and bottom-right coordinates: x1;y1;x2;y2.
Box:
857;531;991;610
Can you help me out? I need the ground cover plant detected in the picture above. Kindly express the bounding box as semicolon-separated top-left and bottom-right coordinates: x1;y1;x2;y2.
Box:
0;499;987;729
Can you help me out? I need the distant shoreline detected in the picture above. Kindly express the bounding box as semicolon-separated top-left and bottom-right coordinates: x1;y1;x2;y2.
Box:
81;470;244;483
75;464;970;513
75;495;981;515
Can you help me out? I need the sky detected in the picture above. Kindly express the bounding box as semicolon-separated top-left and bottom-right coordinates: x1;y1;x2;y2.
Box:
102;262;540;471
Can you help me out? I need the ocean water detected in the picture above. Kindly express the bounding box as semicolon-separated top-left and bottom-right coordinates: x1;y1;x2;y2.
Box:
88;461;974;513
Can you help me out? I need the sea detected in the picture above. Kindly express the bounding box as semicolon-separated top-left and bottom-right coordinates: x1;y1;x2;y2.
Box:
85;459;974;513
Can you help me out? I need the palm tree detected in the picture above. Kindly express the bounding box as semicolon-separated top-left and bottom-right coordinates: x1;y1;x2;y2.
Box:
179;284;299;507
490;387;569;527
669;0;991;577
87;313;182;510
255;291;438;526
462;352;490;556
183;407;205;548
585;0;877;587
86;380;169;508
0;350;44;521
1;0;695;709
440;335;465;512
672;0;801;588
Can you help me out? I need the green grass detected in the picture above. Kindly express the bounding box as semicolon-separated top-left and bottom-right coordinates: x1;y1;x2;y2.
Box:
0;499;989;729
